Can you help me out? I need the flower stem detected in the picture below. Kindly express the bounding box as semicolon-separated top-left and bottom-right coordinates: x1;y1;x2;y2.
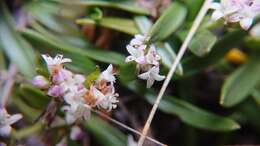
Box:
137;0;213;146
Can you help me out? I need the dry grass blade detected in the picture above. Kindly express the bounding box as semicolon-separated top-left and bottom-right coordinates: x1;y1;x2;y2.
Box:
137;0;213;145
1;64;17;107
90;108;167;146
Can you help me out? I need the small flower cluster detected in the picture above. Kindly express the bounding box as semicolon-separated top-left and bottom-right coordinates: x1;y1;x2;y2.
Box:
210;0;260;30
125;34;165;88
32;54;119;124
0;108;22;137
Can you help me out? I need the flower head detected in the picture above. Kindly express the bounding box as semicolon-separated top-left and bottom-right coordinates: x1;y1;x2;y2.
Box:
62;103;91;124
0;108;22;137
42;54;71;73
98;64;116;83
210;0;260;30
125;34;165;88
138;66;165;88
125;45;146;65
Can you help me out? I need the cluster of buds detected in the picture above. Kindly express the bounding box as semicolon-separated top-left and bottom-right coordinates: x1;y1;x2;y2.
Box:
32;54;119;124
0;108;22;137
210;0;260;30
125;34;165;88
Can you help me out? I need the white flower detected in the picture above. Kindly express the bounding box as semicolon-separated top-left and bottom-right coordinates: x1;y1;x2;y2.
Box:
138;66;165;88
146;45;161;66
127;135;137;146
42;54;72;73
98;64;116;83
0;108;22;137
70;126;83;140
32;75;49;89
62;103;91;124
125;45;146;65
210;0;260;30
63;85;87;106
130;34;147;46
89;86;119;111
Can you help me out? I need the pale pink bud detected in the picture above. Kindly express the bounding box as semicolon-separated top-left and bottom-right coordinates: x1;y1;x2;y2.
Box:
52;69;73;84
70;126;83;140
47;85;64;97
32;75;49;89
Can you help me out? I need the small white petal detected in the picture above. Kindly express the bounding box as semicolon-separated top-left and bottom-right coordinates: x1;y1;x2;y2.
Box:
138;72;150;80
70;126;82;140
0;125;12;137
211;10;224;21
7;114;22;125
240;17;253;30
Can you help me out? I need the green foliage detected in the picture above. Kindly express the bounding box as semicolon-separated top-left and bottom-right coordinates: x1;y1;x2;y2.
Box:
221;54;260;107
146;94;240;131
76;17;139;35
149;2;187;42
2;0;260;145
0;1;36;79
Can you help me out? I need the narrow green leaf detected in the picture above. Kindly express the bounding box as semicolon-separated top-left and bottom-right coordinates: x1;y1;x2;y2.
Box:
13;123;43;140
12;93;40;120
157;43;183;76
146;94;240;131
76;17;139;35
182;30;247;77
149;2;187;42
134;16;152;35
179;30;217;57
53;0;149;15
0;2;36;79
19;84;50;109
84;116;127;146
21;28;125;65
221;55;260;107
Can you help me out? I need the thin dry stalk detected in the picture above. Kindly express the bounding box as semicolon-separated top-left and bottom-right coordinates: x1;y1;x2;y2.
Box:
1;64;17;107
137;0;213;145
90;108;167;146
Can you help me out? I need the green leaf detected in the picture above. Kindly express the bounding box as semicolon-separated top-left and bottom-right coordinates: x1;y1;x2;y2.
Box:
221;55;260;107
13;123;43;140
134;16;152;35
53;0;149;15
19;84;50;109
178;30;217;57
157;43;183;76
85;67;101;88
21;28;125;65
76;17;139;35
182;30;247;77
146;94;240;131
0;2;36;79
149;2;187;42
12;92;41;120
84;116;127;146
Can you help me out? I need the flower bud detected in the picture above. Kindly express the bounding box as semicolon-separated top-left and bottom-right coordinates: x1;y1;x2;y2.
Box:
32;75;49;89
47;85;64;97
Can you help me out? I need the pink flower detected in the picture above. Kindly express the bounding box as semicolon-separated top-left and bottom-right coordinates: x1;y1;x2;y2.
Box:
47;85;64;97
